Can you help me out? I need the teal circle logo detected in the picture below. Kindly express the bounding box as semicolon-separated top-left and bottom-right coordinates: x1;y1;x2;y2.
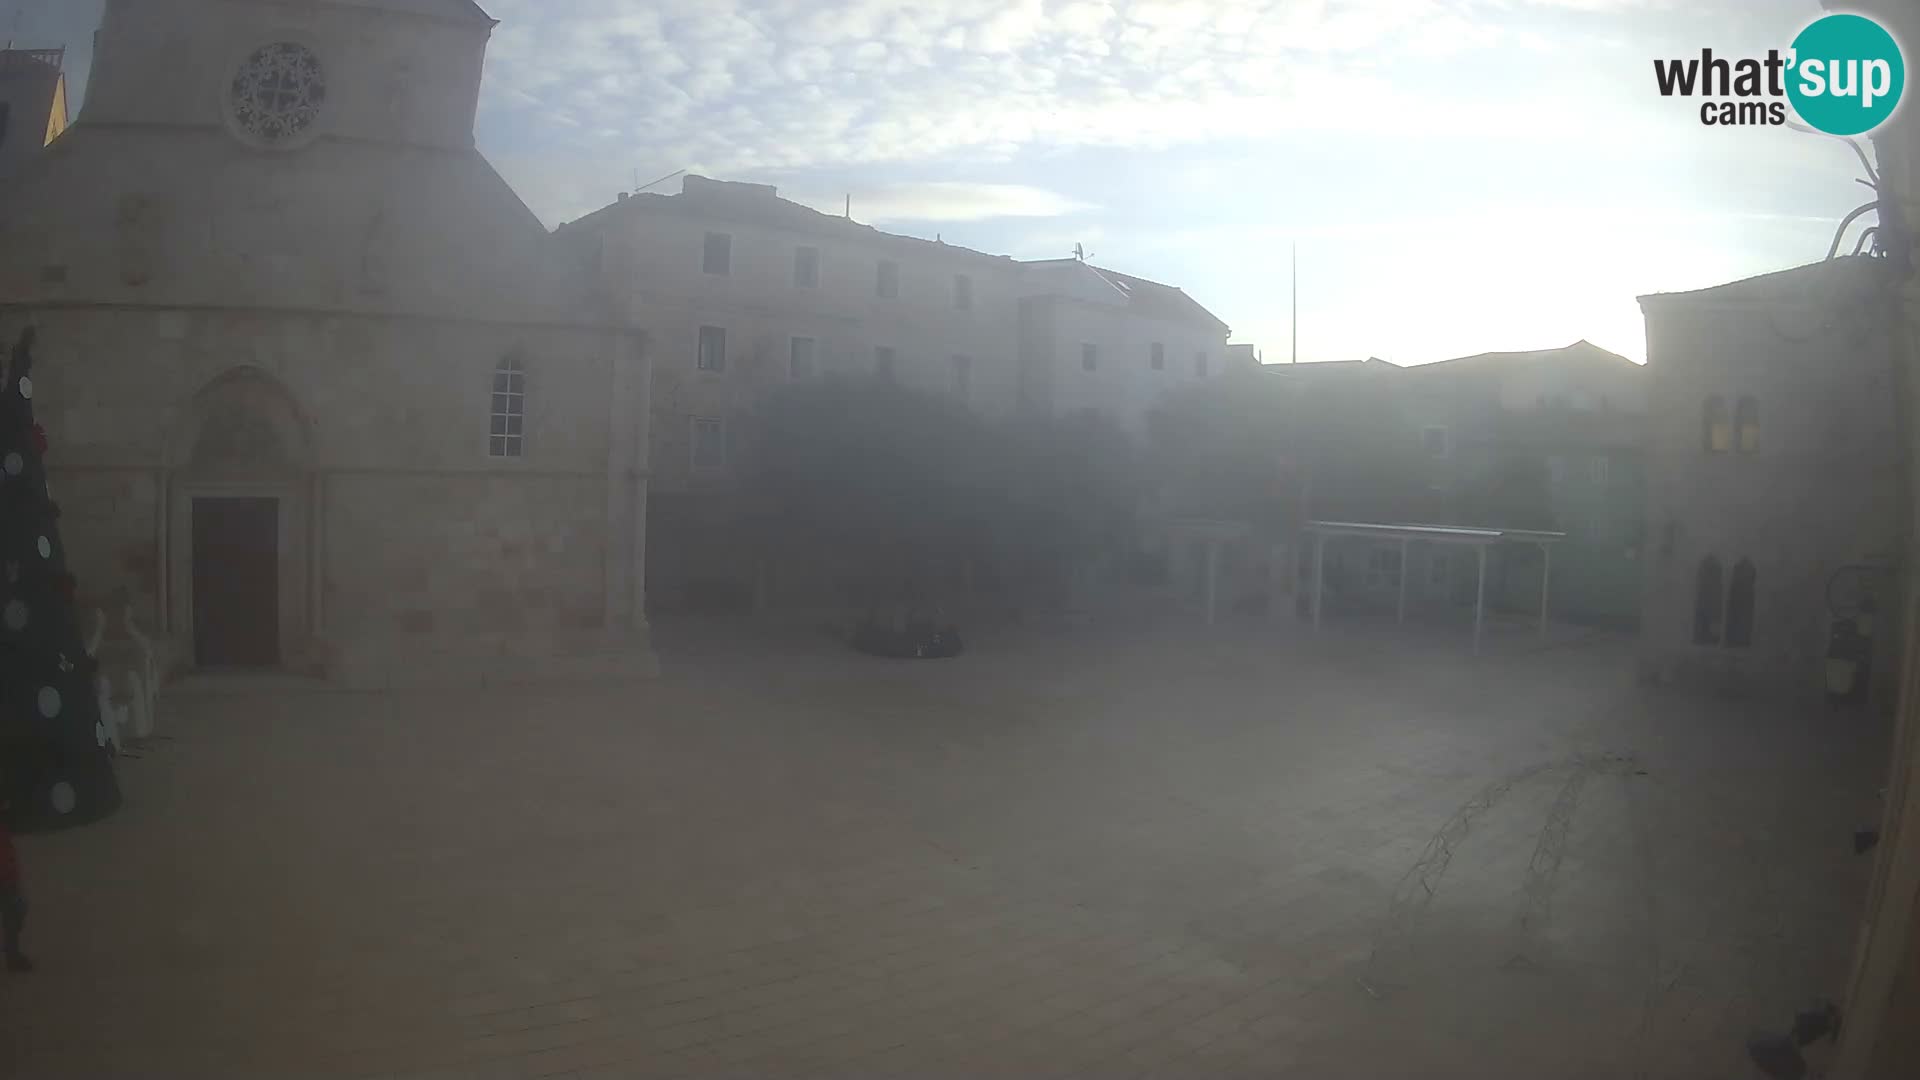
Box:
1788;14;1905;136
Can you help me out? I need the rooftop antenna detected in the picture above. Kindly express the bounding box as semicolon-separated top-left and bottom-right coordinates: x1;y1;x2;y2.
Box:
1073;242;1093;262
1291;242;1299;365
634;167;685;195
845;194;851;219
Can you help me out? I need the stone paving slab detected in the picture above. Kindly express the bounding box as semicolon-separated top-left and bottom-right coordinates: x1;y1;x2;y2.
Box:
0;618;1886;1078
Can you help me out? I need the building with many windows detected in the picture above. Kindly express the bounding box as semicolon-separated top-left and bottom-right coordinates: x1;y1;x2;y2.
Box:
1636;257;1902;701
1017;257;1230;435
561;174;1234;610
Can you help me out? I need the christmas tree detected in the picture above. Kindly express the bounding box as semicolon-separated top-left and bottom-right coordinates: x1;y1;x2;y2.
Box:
0;328;121;831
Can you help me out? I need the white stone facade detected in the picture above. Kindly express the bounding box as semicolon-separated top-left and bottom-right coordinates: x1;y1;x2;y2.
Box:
0;0;653;688
1017;259;1230;437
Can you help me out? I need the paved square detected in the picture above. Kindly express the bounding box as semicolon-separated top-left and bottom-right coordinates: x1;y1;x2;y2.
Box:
0;618;1887;1078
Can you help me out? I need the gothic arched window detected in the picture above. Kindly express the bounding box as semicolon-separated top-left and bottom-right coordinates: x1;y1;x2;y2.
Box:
1704;396;1731;453
1735;395;1759;454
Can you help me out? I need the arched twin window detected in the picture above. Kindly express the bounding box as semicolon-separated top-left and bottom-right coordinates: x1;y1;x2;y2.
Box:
1693;555;1756;648
1703;394;1758;454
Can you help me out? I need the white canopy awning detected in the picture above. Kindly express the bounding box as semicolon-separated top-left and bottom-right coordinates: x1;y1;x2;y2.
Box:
1301;520;1566;652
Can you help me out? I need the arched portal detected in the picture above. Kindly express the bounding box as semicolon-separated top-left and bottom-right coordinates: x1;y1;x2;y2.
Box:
162;367;316;671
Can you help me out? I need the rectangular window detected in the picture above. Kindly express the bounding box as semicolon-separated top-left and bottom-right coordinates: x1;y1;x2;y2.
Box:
951;354;971;398
489;358;526;459
702;232;731;276
789;336;816;379
697;325;726;372
1081;343;1098;371
1589;455;1610;485
1150;342;1165;370
1428;552;1450;588
1422;426;1449;458
793;245;819;288
877;259;898;299
691;417;726;469
1196;352;1208;378
954;273;972;310
1548;455;1568;484
875;345;896;379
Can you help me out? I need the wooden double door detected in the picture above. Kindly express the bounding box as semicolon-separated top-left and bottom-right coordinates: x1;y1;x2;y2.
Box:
191;496;280;669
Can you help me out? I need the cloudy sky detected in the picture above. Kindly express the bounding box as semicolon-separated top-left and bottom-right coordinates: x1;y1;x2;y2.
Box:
3;0;1878;363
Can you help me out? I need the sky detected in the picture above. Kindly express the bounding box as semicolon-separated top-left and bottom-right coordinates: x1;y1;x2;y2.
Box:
1;0;1883;364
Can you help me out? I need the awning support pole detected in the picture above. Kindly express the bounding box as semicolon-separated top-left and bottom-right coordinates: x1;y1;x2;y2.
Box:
1474;544;1488;655
1205;540;1220;627
1397;537;1410;624
1539;543;1552;639
1312;531;1326;634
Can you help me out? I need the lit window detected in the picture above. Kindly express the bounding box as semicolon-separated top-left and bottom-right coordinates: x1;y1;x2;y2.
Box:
1693;555;1723;644
875;345;896;379
793;245;819;288
691;417;726;469
1735;395;1759;453
954;274;972;310
697;325;726;372
1726;558;1756;648
951;354;971;398
1081;344;1098;371
877;260;898;299
489;354;526;459
789;336;816;379
1704;396;1730;452
1150;342;1165;370
702;232;731;276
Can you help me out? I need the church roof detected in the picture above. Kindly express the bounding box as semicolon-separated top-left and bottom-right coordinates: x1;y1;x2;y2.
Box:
1636;256;1886;309
315;0;496;26
1021;259;1230;333
1405;339;1637;375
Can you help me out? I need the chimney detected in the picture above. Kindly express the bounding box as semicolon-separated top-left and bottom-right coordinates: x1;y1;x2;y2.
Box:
616;192;630;202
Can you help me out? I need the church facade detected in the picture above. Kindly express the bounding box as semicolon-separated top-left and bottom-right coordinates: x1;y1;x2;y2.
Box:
0;0;655;688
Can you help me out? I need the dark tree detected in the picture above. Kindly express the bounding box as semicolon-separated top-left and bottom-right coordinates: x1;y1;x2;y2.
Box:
1456;452;1555;531
750;374;998;624
0;329;122;831
749;378;1142;625
1148;370;1428;533
989;410;1143;601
